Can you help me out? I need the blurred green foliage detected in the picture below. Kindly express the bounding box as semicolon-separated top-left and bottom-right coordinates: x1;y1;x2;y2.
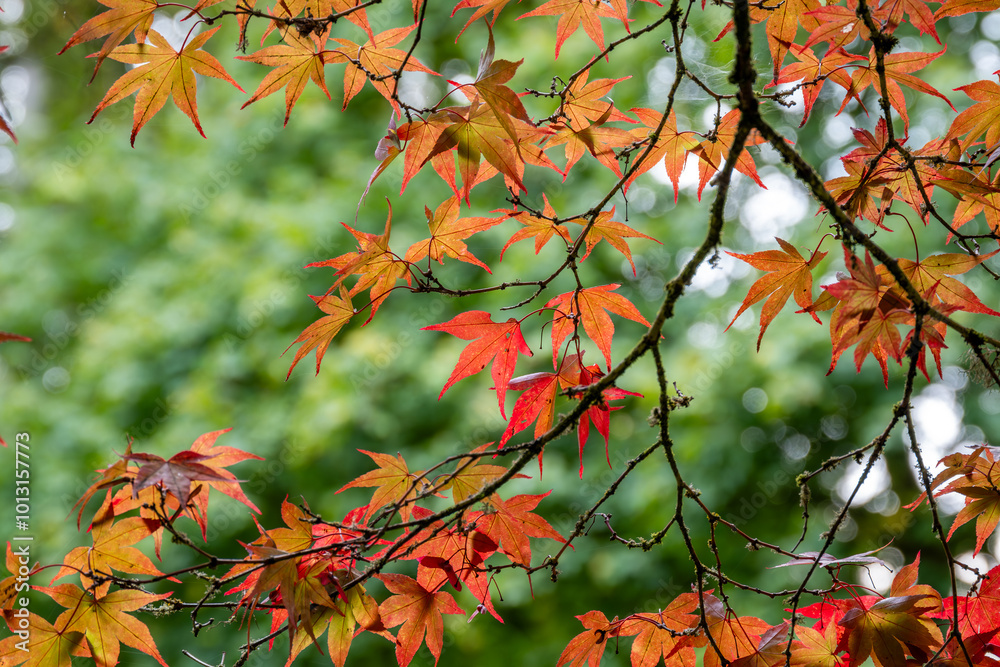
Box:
1;0;1000;664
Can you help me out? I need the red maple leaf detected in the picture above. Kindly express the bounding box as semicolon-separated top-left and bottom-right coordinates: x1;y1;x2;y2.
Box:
423;310;533;418
469;491;565;566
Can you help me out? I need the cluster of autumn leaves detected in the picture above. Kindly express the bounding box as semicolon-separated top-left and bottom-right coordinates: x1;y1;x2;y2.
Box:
4;430;1000;667
6;0;1000;661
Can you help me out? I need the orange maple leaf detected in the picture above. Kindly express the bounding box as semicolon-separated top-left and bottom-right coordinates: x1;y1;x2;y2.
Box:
836;47;954;130
624;108;699;198
0;611;89;666
89;27;244;146
404;196;507;272
556;609;617;667
569;208;660;275
378;573;464;667
726;237;828;350
617;593;706;667
518;0;624;59
237;26;333;126
498;195;573;259
284;286;355;379
39;583;172;667
336;450;423;522
546;283;651;370
57;0;157;79
329;25;437;111
49;499;166;597
692;109;766;199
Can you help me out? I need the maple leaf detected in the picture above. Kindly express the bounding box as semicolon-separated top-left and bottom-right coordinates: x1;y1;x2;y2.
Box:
624;108;700;197
237;27;333;127
897;250;1000;316
546;283;651;370
836;47;954;130
0;612;89;666
336;450;424;522
498;195;573;259
284;286;356;379
88;27;243;146
454;27;533;145
498;367;563;449
819;247;914;386
545;110;635;178
423;310;533;419
790;621;845;667
406;508;500;620
617;593;706;667
941;564;1000;636
184;428;263;533
39;583;172;667
803;0;869;50
124;448;236;509
934;0;1000;19
306;207;409;324
556;610;617;667
57;0;157;79
426;98;527;201
726;238;828;350
439;444;528;504
715;0;821;78
702;594;773;667
68;440;134;528
880;0;939;42
378;573;464;667
911;447;1000;555
569;208;660;274
948;74;1000;153
49;498;167;597
329;26;437;111
770;45;865;127
404;196;506;272
397;110;456;193
837;595;943;667
518;0;623;58
451;0;523;39
562;72;635;128
566;358;642;476
325;585;384;667
470;492;565;566
692;109;766;199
